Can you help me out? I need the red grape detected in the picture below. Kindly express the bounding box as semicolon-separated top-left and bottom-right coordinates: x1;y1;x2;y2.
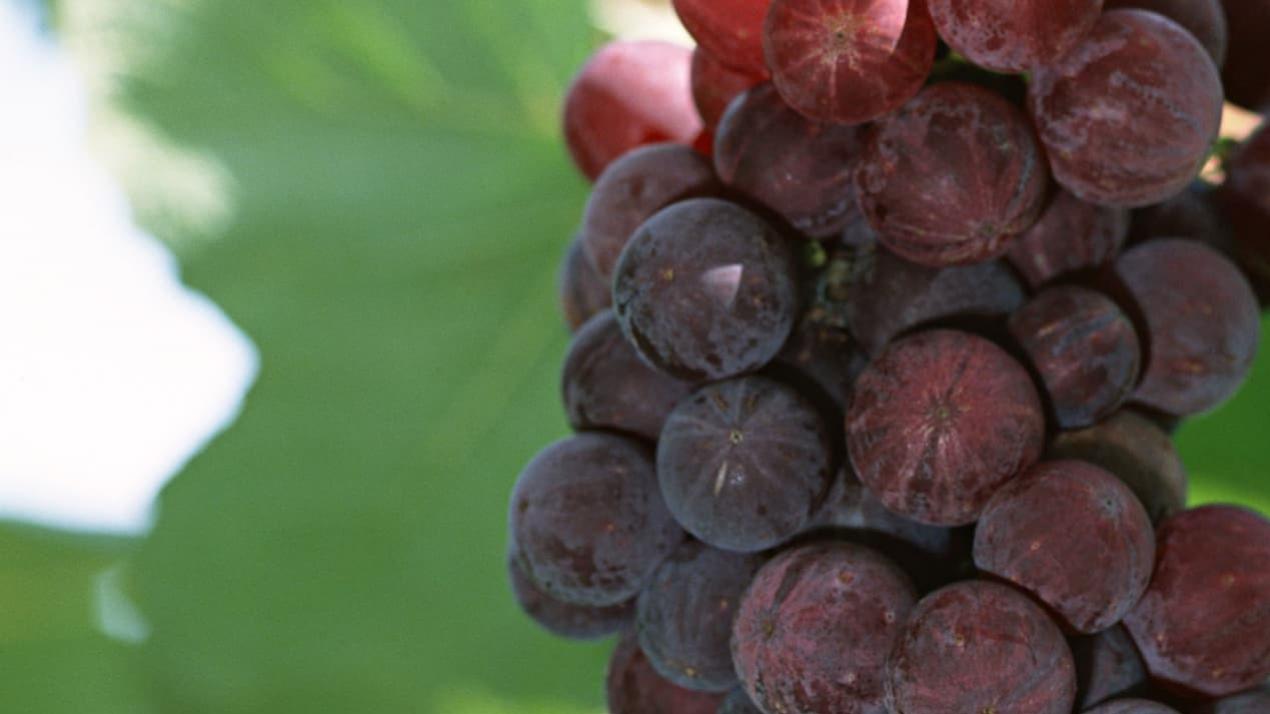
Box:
691;48;766;130
927;0;1104;73
714;83;868;238
1106;0;1229;66
1007;189;1130;290
673;0;771;77
1029;10;1224;208
563;41;702;182
763;0;937;124
607;632;726;714
856;82;1048;267
1072;625;1150;709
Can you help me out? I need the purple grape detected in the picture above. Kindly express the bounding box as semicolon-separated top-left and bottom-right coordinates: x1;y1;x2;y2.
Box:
613;199;800;381
508;433;683;606
1195;685;1270;714
772;319;869;410
1007;189;1130;290
506;547;633;640
607;632;727;714
1071;625;1150;709
561;310;695;442
1220;0;1270;110
657;376;833;552
927;0;1104;72
716;689;762;714
886;581;1077;714
1084;701;1180;714
714;83;868;238
1105;0;1228;65
856;82;1048;267
1129;183;1234;259
559;235;611;332
635;542;764;692
691;48;766;130
1221;121;1270;305
732;542;918;714
581;143;720;279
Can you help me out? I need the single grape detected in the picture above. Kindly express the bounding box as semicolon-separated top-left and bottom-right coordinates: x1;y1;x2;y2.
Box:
1113;239;1260;416
732;542;918;714
1048;410;1189;524
763;0;937;124
672;0;771;77
1221;121;1270;305
613;199;799;381
657;376;833;552
1008;286;1142;429
846;329;1045;526
1129;183;1234;259
563;41;702;182
808;469;972;592
714;83;868;239
973;460;1156;634
1007;189;1130;290
691;48;766;130
926;0;1103;73
886;581;1077;714
1028;10;1224;208
635;542;765;692
1071;625;1150;710
772;319;869;410
1194;686;1270;714
1105;0;1229;66
846;241;1026;356
1084;701;1180;714
506;547;633;640
581;143;719;279
1123;505;1270;697
508;433;683;606
716;688;762;714
561;310;695;442
1220;0;1270;110
559;235;611;332
856;82;1048;267
607;633;727;714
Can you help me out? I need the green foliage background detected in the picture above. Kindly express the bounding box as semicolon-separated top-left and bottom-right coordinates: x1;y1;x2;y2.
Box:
1;0;1266;711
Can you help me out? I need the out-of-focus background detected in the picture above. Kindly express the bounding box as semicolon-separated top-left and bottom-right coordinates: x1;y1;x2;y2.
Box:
0;0;1264;711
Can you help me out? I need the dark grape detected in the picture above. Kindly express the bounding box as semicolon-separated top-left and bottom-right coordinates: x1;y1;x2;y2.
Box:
563;41;702;182
1220;0;1270;110
772;319;869;410
508;433;683;606
846;242;1026;356
808;469;972;592
1105;0;1228;65
657;376;833;552
732;542;917;714
714;83;868;239
846;329;1045;526
1008;286;1142;429
1129;183;1234;258
1221;121;1270;304
856;82;1048;267
672;0;771;77
635;542;764;692
1007;189;1130;290
1113;240;1260;416
1195;685;1270;714
506;547;633;640
1071;625;1150;710
762;0;937;124
1124;506;1270;697
691;48;766;130
716;688;762;714
1048;410;1189;524
559;235;612;332
581;143;719;279
1084;701;1180;714
561;310;695;442
613;199;799;381
1028;10;1224;208
886;581;1077;714
973;460;1156;634
607;632;727;714
927;0;1103;72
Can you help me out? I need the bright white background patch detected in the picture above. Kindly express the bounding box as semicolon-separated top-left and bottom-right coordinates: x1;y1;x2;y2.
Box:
0;1;257;534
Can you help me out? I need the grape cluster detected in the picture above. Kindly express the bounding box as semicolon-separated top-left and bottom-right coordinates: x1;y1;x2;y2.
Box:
512;1;1270;712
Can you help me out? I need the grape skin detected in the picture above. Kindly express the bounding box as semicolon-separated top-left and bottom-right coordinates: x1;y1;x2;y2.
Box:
563;41;702;182
714;83;868;239
1221;121;1270;305
508;433;683;607
607;633;726;714
763;0;937;125
613;199;799;382
1007;189;1130;290
1028;10;1224;208
716;688;762;714
672;0;771;78
1194;685;1270;714
506;548;633;640
855;82;1048;267
1105;0;1229;66
691;48;766;130
1071;625;1150;709
657;376;833;553
1084;700;1180;714
1219;0;1270;110
558;235;611;332
927;0;1104;73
